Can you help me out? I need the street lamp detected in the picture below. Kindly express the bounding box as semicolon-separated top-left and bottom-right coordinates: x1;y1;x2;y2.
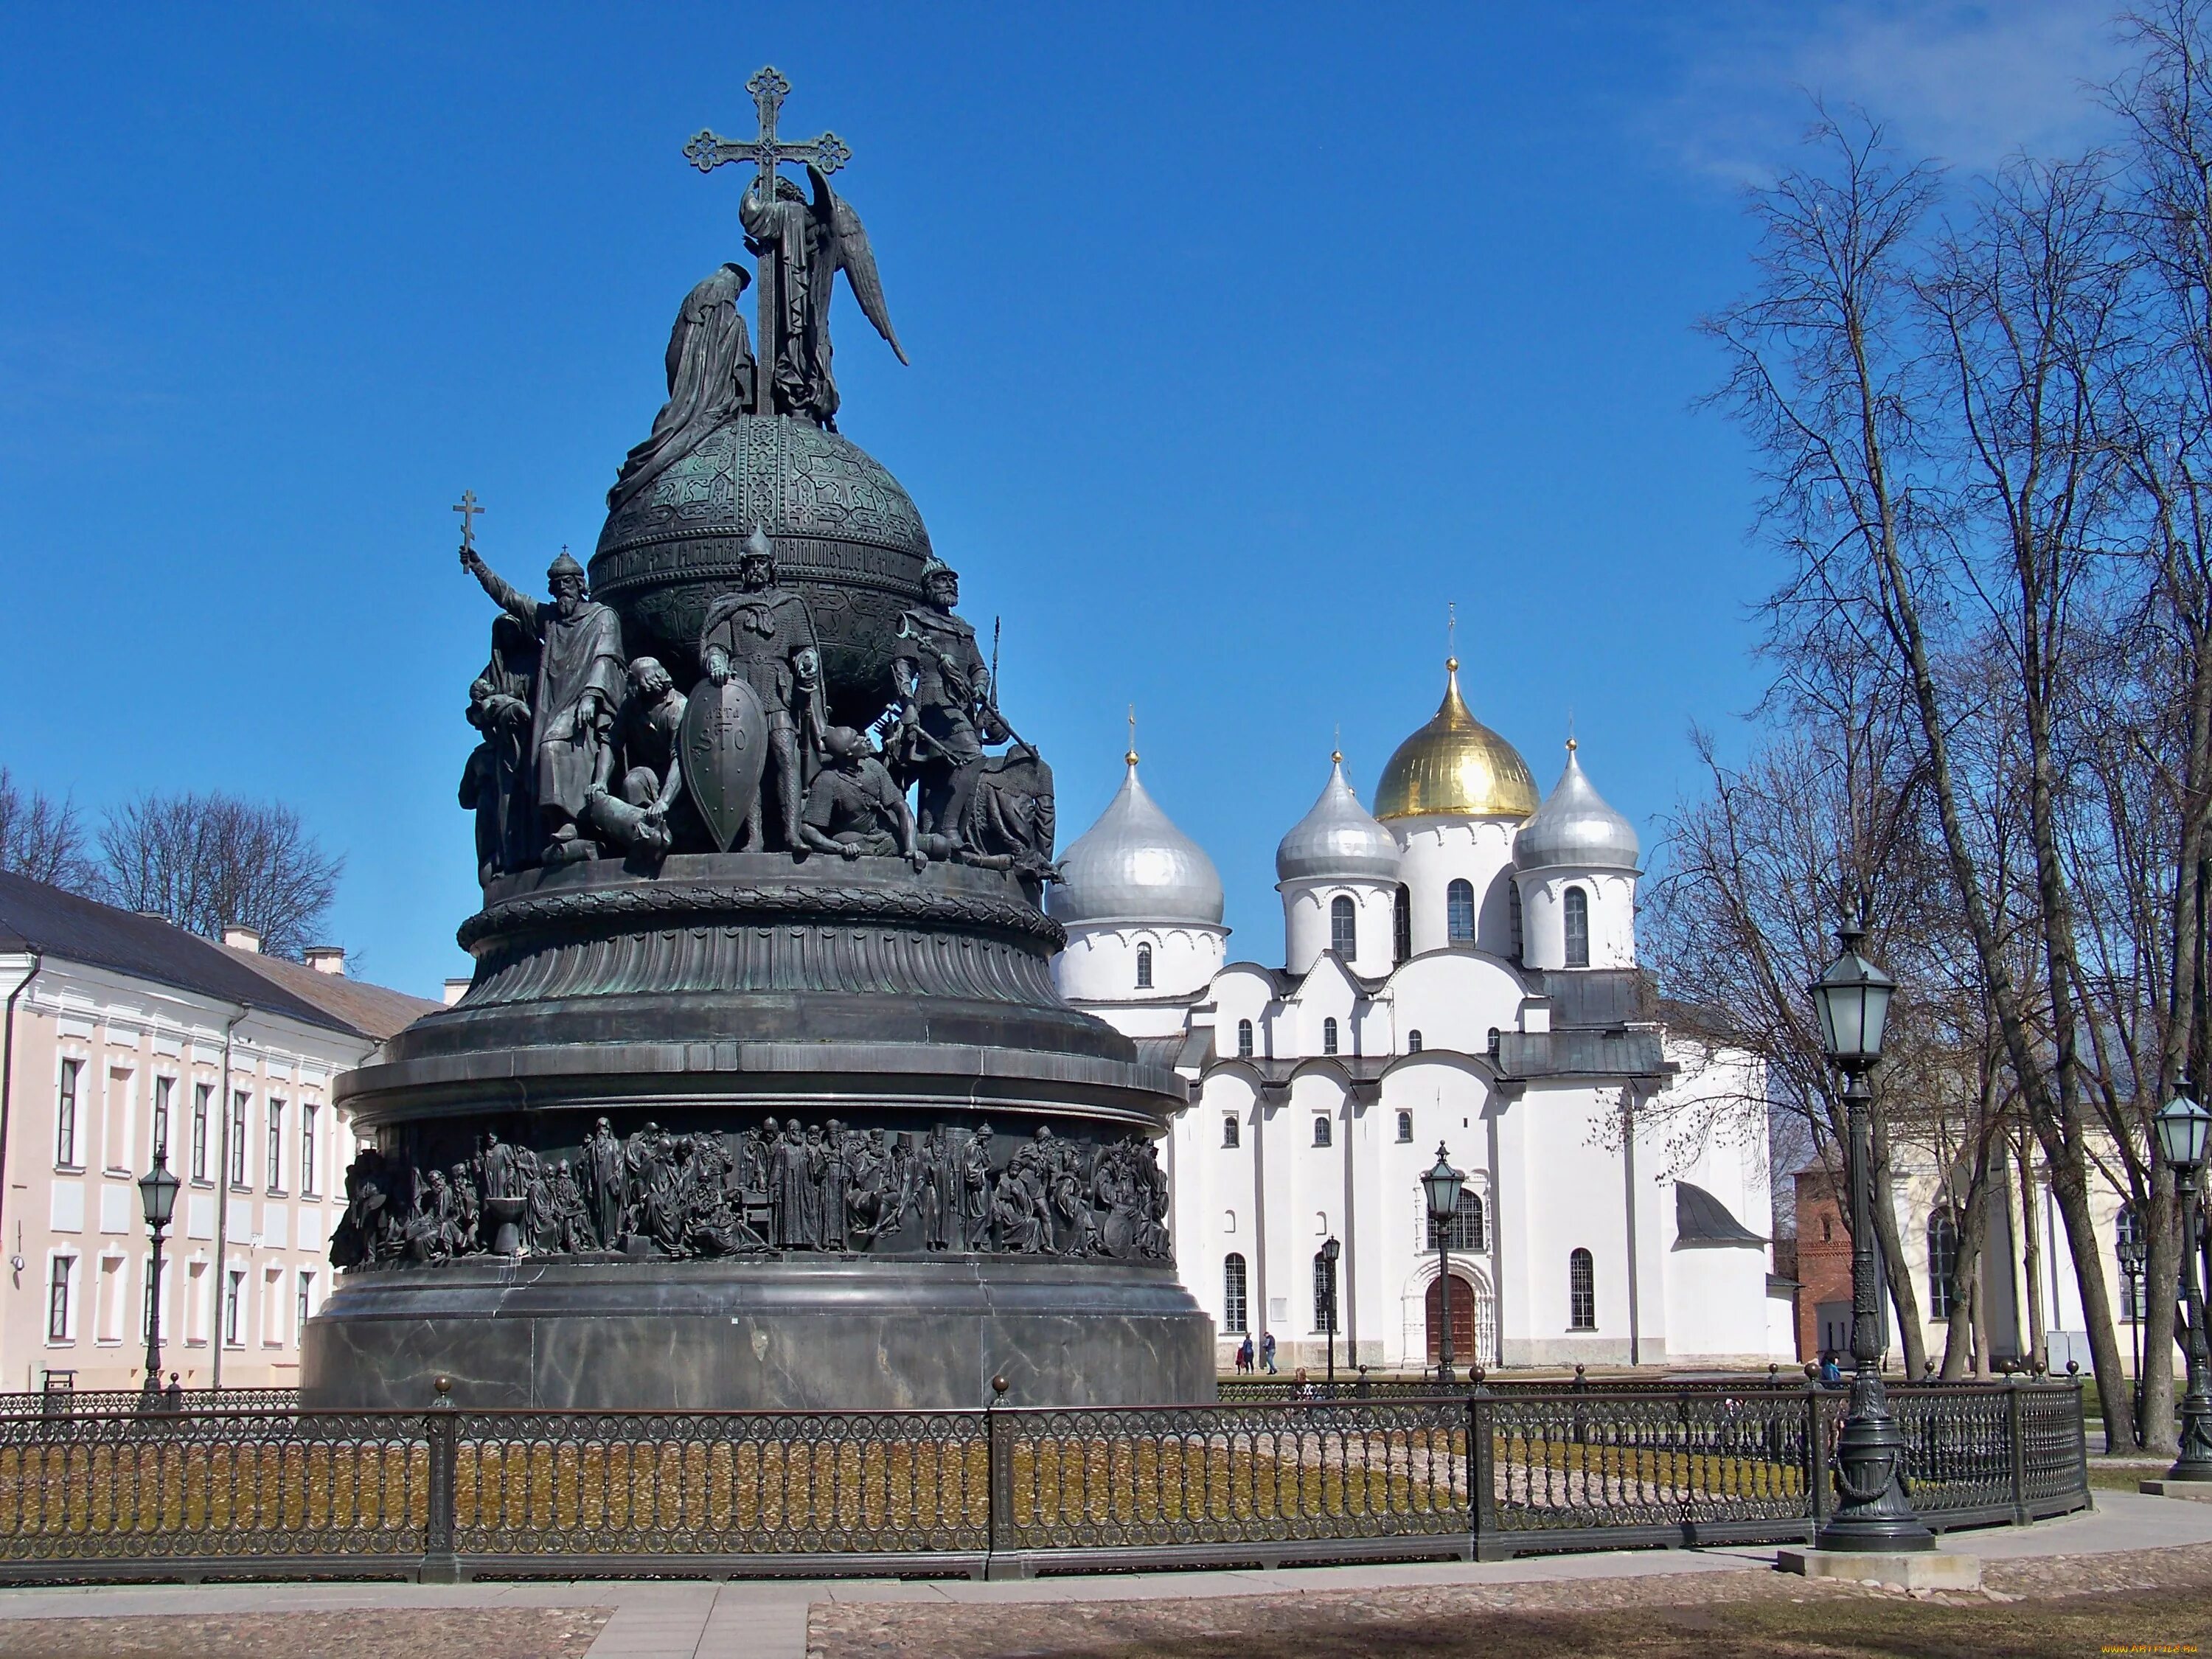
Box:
1423;1144;1466;1385
136;1150;179;1405
2118;1229;2146;1449
1806;917;1931;1552
1322;1236;1341;1388
2155;1086;2212;1481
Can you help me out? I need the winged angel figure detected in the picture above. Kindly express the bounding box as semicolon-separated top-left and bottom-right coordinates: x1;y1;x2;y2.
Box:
742;162;905;430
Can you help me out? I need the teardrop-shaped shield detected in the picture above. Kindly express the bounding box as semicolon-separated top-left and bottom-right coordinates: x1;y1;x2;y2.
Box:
681;675;769;852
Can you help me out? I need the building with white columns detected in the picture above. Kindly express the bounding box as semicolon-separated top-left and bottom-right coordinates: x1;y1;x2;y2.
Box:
1051;661;1792;1374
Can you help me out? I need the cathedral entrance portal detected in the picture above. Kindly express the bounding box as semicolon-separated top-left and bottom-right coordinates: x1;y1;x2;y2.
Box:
1425;1270;1495;1368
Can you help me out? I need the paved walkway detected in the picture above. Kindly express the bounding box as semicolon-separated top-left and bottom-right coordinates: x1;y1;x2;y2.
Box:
0;1491;2204;1658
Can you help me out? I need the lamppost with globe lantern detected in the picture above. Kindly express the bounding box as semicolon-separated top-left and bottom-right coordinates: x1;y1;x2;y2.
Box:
136;1150;179;1404
2118;1227;2146;1449
1807;916;1933;1552
2154;1086;2212;1481
1423;1144;1466;1385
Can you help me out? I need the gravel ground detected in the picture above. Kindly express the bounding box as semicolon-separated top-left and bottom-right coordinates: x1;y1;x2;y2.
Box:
0;1605;609;1659
809;1542;2212;1658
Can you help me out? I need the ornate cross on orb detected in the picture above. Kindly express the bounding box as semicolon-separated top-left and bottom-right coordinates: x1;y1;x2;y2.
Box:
453;490;483;553
685;66;852;204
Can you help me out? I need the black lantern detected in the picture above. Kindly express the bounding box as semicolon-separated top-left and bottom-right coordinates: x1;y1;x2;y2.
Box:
1321;1235;1341;1388
1809;921;1895;1074
2159;1084;2212;1481
137;1154;179;1234
1807;917;1931;1552
1424;1144;1465;1385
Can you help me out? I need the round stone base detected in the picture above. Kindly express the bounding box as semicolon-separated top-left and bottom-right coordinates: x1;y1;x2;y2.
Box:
301;1253;1216;1411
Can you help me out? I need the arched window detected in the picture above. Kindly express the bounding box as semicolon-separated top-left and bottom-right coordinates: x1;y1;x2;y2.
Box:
1486;1027;1500;1058
1927;1208;1960;1321
1568;1248;1596;1329
1393;885;1411;964
1396;1109;1413;1143
1312;1114;1332;1147
1408;1029;1423;1054
1322;1016;1339;1055
1427;1192;1484;1251
1312;1251;1337;1332
1221;1113;1239;1149
1447;879;1476;947
2119;1203;2146;1321
1563;886;1590;968
1330;894;1357;959
1237;1019;1254;1058
1223;1253;1248;1333
1821;1215;1833;1243
1135;942;1153;989
1509;882;1524;961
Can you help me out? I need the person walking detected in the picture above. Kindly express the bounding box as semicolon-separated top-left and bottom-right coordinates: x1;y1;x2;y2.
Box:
1236;1335;1254;1374
1261;1331;1278;1374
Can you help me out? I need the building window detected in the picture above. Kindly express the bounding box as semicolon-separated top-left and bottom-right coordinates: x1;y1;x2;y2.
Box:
1928;1208;1961;1321
1312;1114;1332;1147
1223;1253;1248;1333
267;1099;285;1192
47;1256;73;1342
1447;878;1476;947
224;1270;245;1346
1322;1016;1339;1055
301;1104;319;1197
1568;1248;1596;1329
1312;1251;1336;1332
297;1271;315;1337
1563;886;1590;968
1428;1192;1484;1251
2119;1203;2145;1321
1222;1113;1240;1149
56;1059;81;1169
1408;1029;1422;1054
229;1094;248;1187
1393;885;1411;964
1330;895;1357;959
1486;1027;1501;1058
1821;1214;1833;1243
152;1076;173;1164
1509;882;1524;961
1135;942;1153;990
1237;1019;1254;1058
192;1085;211;1181
1397;1109;1413;1143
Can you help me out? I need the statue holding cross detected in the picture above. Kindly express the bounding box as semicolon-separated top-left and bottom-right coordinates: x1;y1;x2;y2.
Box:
686;66;905;430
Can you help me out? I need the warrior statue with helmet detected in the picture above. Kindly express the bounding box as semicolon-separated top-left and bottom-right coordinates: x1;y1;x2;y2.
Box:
889;556;1005;855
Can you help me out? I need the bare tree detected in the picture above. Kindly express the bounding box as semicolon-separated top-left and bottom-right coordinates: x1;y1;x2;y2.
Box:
95;792;343;961
0;768;94;893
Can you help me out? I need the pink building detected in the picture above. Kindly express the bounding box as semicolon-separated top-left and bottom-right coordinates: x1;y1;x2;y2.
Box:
0;873;438;1392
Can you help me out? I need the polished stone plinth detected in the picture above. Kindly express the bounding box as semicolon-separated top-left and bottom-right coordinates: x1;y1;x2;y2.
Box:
302;1252;1214;1411
1775;1548;1981;1590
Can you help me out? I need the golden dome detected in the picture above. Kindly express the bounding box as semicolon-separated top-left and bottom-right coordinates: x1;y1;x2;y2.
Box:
1374;658;1539;821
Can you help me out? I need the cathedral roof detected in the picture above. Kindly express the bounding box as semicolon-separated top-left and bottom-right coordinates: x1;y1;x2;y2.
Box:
1048;755;1225;927
1513;742;1640;872
1374;659;1539;821
1276;755;1399;883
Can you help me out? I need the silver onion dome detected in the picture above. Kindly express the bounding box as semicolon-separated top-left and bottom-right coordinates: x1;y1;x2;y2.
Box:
1276;755;1400;882
1049;755;1225;926
1513;742;1640;872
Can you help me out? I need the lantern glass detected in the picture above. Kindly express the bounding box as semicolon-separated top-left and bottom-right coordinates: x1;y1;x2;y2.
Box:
2156;1093;2212;1172
1809;927;1896;1068
137;1153;179;1231
1422;1144;1464;1223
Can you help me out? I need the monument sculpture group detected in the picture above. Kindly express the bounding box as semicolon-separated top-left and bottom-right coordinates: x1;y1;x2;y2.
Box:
304;69;1211;1410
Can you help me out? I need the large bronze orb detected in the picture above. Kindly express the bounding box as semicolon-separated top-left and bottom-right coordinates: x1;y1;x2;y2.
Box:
589;414;931;724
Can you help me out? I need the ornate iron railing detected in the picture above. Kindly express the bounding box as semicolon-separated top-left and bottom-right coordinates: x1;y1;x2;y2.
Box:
0;1387;302;1418
0;1380;2087;1580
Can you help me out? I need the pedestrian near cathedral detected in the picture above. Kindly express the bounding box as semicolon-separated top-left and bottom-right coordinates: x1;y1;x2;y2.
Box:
1261;1331;1277;1374
1237;1335;1254;1374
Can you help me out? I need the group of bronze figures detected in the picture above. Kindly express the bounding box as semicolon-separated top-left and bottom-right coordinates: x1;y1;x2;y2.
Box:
456;530;1055;886
332;1121;1172;1267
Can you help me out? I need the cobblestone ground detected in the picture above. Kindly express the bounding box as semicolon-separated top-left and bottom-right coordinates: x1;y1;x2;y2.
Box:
0;1605;609;1659
810;1543;2212;1658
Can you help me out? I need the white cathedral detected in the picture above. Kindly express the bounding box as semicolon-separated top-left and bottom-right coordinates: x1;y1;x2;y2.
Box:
1049;659;1795;1374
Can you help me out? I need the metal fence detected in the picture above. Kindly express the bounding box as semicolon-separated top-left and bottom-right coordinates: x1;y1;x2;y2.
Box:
0;1381;2087;1582
0;1388;300;1419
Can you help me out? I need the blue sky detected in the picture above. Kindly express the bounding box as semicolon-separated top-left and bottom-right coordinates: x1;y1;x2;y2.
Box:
0;2;2129;995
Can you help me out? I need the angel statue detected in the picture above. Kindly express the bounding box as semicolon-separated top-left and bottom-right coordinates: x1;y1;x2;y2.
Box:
742;161;904;430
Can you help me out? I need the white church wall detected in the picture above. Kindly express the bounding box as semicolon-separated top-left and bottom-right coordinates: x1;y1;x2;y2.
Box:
1498;1083;1641;1366
1385;953;1524;1062
1395;818;1517;957
1280;880;1397;979
1054;923;1227;1002
1663;1244;1775;1363
1283;958;1359;1060
1516;870;1636;970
